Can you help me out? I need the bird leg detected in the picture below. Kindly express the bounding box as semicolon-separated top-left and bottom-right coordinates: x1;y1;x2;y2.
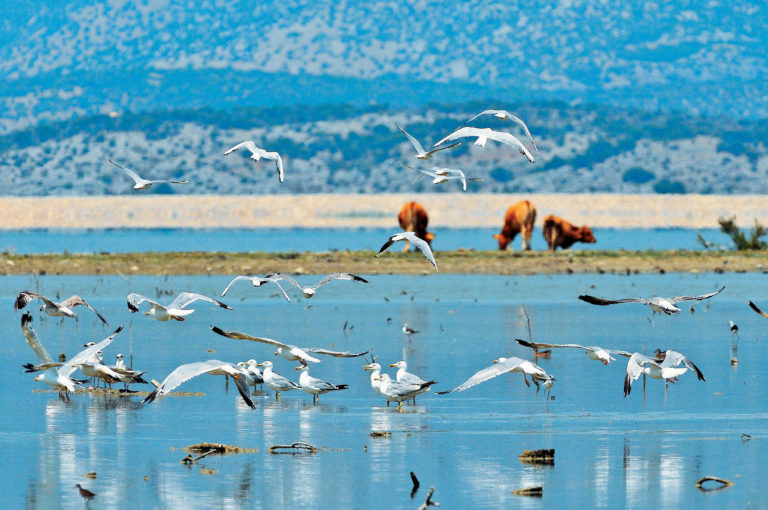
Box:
276;391;281;400
313;394;319;405
173;316;185;321
398;402;404;413
523;374;531;387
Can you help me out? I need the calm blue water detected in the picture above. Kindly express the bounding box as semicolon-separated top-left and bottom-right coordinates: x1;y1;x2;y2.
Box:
0;227;733;254
1;272;767;508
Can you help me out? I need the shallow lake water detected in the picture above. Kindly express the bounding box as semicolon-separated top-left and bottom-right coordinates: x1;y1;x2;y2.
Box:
2;272;767;509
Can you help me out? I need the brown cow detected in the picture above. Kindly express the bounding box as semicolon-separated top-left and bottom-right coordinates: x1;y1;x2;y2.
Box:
494;200;536;250
398;201;434;252
542;215;596;250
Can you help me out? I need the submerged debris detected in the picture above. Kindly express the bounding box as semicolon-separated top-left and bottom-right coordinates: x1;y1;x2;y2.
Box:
696;476;734;491
369;431;392;438
518;448;555;465
410;471;420;498
513;486;543;497
183;443;258;454
416;487;440;509
268;442;318;455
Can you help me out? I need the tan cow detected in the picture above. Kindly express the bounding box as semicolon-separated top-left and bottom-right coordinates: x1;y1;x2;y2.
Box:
493;201;537;250
398;201;434;252
542;215;596;250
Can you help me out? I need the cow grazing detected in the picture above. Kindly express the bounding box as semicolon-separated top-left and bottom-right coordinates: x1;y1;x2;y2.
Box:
493;201;537;250
398;201;435;252
542;215;596;250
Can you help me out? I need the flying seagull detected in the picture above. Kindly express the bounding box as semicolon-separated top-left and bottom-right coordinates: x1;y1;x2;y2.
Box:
263;272;369;298
579;286;725;315
220;275;291;301
295;365;349;404
15;290;108;326
436;356;553;395
403;164;483;192
224;140;285;183
395;122;461;160
210;326;369;366
127;292;231;321
623;350;705;397
433;126;535;163
143;359;255;409
515;339;632;365
459;109;539;154
108;159;189;190
377;232;438;272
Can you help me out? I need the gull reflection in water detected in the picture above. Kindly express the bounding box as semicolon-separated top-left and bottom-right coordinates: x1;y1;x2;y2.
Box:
623;436;685;509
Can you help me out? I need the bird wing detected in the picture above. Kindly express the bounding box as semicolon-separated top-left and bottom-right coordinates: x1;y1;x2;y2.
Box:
396;122;426;155
423;141;461;157
377;232;438;271
515;338;587;350
271;152;285;183
661;350;705;381
108;159;144;185
210;326;290;349
126;293;163;313
302;347;370;357
223;140;258;156
20;312;53;365
578;295;649;306
671;285;725;303
436;357;529;394
376;234;401;257
749;300;768;318
470;110;538;155
265;272;303;290
144;360;253;408
14;290;43;311
221;275;254;296
313;272;369;289
59;295;109;325
624;353;659;396
64;325;124;378
169;292;232;310
435;127;534;162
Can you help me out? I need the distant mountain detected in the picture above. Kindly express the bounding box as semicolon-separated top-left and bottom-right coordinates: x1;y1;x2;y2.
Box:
0;0;766;135
2;101;766;196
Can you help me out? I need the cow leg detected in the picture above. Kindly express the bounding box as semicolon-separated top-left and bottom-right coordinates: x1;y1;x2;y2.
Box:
522;226;531;251
402;240;411;252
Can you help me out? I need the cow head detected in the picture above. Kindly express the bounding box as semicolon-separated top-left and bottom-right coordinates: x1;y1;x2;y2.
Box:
580;226;596;243
493;233;510;250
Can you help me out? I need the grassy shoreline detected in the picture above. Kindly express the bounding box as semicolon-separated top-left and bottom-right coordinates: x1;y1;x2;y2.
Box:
1;250;767;276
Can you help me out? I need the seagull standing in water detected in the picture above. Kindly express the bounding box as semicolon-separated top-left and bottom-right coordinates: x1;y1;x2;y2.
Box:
623;350;705;397
258;360;301;399
295;365;349;404
108;159;190;190
437;357;553;395
377;232;438;271
15;290;109;325
390;360;433;403
374;374;437;411
396;122;461;160
515;339;632;365
143;360;255;408
224;141;285;183
458;109;539;154
433;127;535;163
264;272;369;298
127;292;231;321
579;286;725;315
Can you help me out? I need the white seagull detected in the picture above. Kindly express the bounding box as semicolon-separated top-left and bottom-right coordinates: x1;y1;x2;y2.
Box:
15;290;108;325
459;109;539;154
21;312;124;402
220;275;291;301
264;272;369;298
377;232;438;272
433;126;535;163
295;365;349;404
223;140;285;183
210;326;369;366
257;360;301;399
390;360;433;402
579;286;725;315
515;339;632;365
108;159;190;190
436;356;554;395
396;122;461;160
403;164;483;192
237;360;264;388
623;350;705;397
374;373;437;411
143;359;255;408
127;292;231;321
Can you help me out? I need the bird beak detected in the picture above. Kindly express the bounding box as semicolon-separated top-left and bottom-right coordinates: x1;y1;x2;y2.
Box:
294;366;303;370
389;363;397;367
373;376;380;381
257;363;264;367
493;359;499;364
144;311;151;316
363;364;372;370
34;376;40;381
274;350;279;356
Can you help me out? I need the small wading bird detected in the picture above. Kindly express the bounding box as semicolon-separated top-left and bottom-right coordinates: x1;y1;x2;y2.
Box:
127;292;231;321
263;272;369;298
75;483;96;503
395;122;461;160
623;350;705;397
220;274;291;301
223;140;285;183
458;109;539;154
401;324;420;341
374;374;437;411
21;312;124;402
143;360;255;408
108;159;190;190
295;365;349;404
433;126;535;163
515;339;632;365
258;360;301;399
377;232;438;272
15;290;108;325
578;286;725;315
210;326;369;366
437;357;554;395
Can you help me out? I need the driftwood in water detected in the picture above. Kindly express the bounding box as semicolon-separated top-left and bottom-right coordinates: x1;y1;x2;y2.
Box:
183;443;258;454
513;486;543;497
416;487;440;509
696;476;733;491
268;442;318;455
518;448;555;465
369;431;392;438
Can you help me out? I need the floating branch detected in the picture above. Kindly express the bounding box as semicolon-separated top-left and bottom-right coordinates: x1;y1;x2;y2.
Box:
518;448;555;465
183;443;258;454
268;442;318;455
696;476;733;491
370;431;392;438
417;487;440;509
513;486;543;497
